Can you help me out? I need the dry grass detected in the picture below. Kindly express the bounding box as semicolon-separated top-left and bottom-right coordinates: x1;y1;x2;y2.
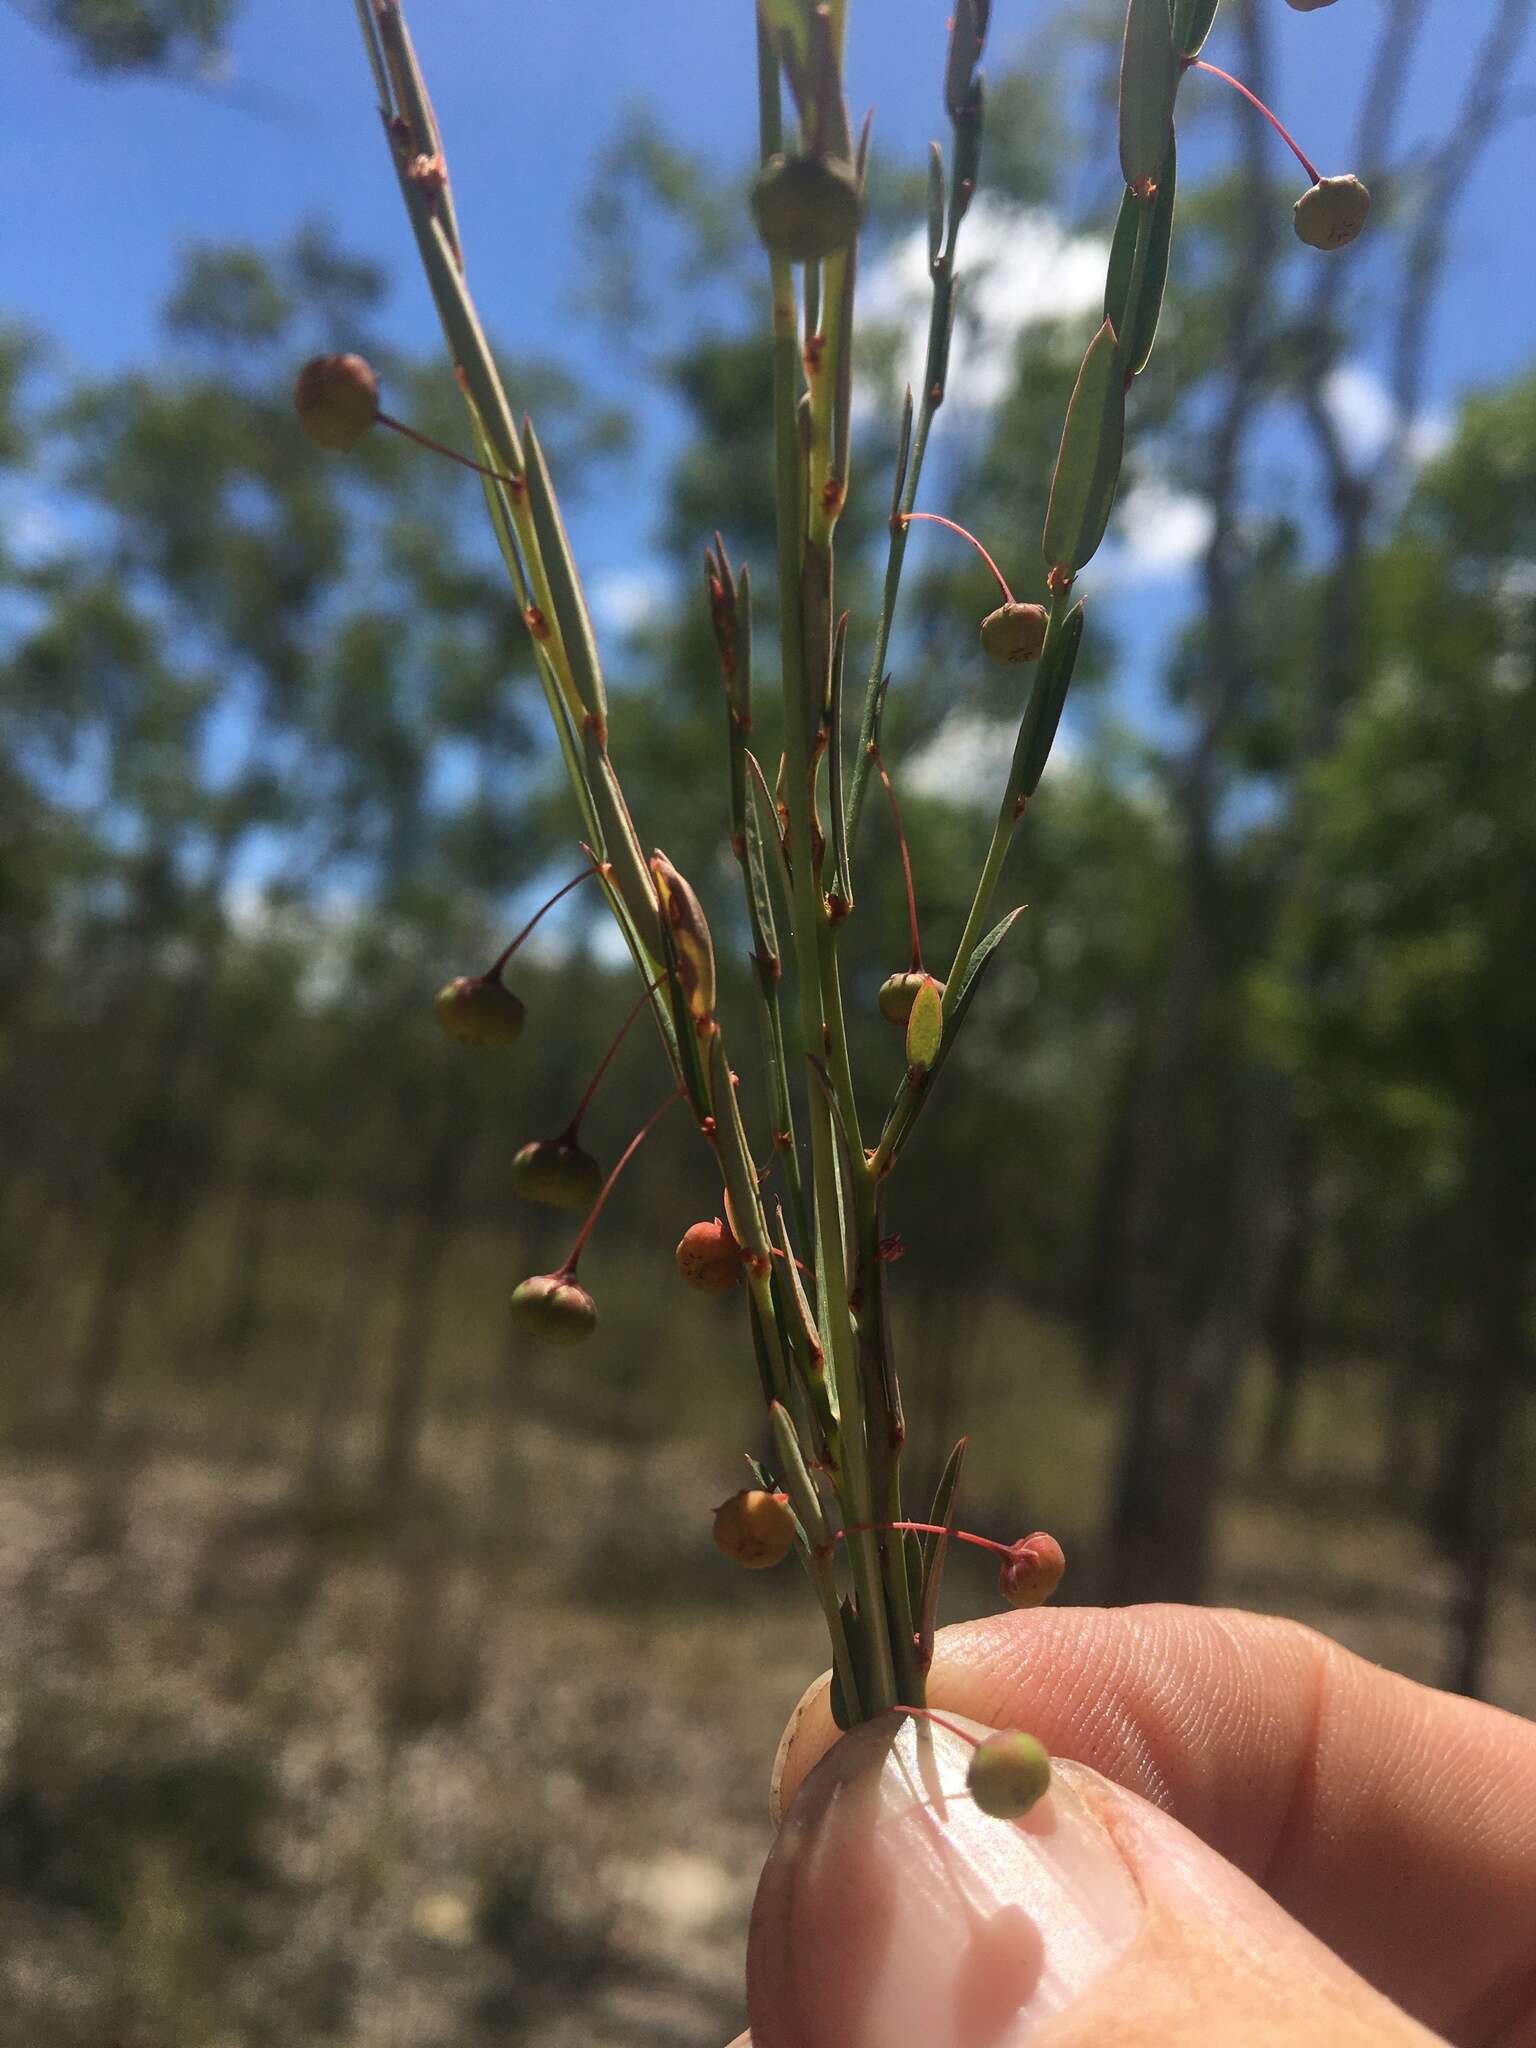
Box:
2;1300;1534;2046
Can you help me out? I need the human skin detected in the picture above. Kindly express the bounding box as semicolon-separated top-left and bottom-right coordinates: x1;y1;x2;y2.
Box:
728;1607;1536;2047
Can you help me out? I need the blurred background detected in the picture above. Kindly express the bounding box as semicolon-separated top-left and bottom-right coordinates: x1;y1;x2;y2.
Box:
2;0;1535;2041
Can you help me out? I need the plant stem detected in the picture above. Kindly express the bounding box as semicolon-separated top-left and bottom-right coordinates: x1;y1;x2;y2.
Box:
760;15;898;1718
488;864;602;979
900;511;1016;603
563;976;664;1137
563;1087;683;1274
1186;59;1322;185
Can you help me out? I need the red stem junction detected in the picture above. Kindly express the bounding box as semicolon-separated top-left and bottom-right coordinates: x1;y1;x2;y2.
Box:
1185;60;1322;186
562;1086;684;1274
901;511;1015;605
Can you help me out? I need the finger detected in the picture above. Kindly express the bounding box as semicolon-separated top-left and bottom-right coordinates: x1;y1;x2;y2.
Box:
770;1608;1536;2045
750;1711;1436;2048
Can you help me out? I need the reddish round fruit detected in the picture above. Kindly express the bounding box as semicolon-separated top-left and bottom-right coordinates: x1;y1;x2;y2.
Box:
967;1731;1051;1819
980;602;1049;665
712;1488;795;1569
509;1270;597;1346
512;1136;603;1213
675;1217;745;1296
1294;175;1371;251
997;1531;1066;1610
435;973;526;1048
293;353;379;452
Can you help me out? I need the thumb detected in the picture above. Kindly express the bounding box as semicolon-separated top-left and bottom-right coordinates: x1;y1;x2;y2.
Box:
741;1712;1441;2048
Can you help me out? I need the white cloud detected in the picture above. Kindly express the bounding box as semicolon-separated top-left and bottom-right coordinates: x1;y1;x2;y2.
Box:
1322;361;1450;474
589;564;670;636
1;485;70;568
1109;477;1215;580
902;709;1076;808
860;198;1111;415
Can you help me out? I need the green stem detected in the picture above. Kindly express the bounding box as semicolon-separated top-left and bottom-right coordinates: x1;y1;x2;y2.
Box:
760;17;897;1719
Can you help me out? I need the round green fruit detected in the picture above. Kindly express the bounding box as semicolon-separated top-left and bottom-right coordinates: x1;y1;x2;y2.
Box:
512;1136;603;1212
967;1731;1052;1820
980;602;1049;665
435;974;526;1048
751;153;862;263
509;1271;598;1346
1294;175;1371;252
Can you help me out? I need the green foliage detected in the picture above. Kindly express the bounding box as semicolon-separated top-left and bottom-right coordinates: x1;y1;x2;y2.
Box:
30;0;234;73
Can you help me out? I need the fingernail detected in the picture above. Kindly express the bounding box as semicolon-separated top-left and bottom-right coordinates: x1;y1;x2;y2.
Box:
748;1714;1144;2048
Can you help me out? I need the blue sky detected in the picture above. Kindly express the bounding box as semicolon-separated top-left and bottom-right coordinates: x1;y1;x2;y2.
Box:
3;0;1534;802
5;2;1532;397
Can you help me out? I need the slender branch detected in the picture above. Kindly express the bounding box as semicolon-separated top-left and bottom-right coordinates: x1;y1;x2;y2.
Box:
563;1088;683;1273
1185;59;1320;185
901;511;1015;603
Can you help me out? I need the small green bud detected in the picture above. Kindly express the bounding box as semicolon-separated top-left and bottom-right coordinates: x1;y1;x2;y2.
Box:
293;353;379;452
435;973;526;1048
712;1488;795;1569
905;973;945;1072
511;1136;603;1213
967;1731;1052;1820
750;153;862;263
675;1217;745;1296
878;970;939;1026
509;1270;597;1346
1294;175;1371;251
980;602;1049;665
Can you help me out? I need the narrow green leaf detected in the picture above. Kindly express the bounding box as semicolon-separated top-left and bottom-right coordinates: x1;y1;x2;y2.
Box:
926;141;946;270
918;1435;969;1669
828;610;853;909
905;973;944;1071
1172;0;1221;59
889;384;914;526
1103;132;1177;375
709;1030;772;1264
1015;600;1086;798
524;419;606;725
586;735;660;955
1118;0;1179;191
944;0;986;123
745;750;792;919
951;73;984;212
1043;319;1127;577
770;1400;832;1548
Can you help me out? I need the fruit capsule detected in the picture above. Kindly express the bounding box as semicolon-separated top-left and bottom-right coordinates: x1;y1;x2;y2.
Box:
967;1731;1052;1819
980;602;1049;665
712;1488;795;1569
1294;174;1371;251
435;974;526;1048
509;1271;597;1346
293;353;379;453
997;1531;1066;1609
750;152;862;263
676;1217;746;1295
511;1136;603;1213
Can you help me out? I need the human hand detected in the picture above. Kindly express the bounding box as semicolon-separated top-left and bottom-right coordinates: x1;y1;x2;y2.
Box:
728;1606;1536;2046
